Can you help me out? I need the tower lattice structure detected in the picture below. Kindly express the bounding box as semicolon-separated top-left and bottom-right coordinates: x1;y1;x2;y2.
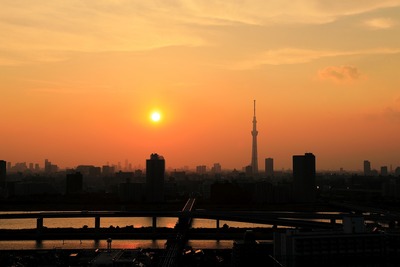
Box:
251;100;258;174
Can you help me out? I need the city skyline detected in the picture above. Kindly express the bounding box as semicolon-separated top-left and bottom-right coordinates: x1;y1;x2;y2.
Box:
2;155;397;174
1;1;400;170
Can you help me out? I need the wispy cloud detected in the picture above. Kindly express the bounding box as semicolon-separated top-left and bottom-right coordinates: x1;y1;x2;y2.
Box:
1;1;400;66
318;66;361;82
364;18;396;29
231;48;400;69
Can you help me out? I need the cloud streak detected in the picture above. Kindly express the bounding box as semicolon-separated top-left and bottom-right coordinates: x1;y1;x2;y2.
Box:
0;1;399;66
318;66;361;82
231;48;400;69
364;18;396;29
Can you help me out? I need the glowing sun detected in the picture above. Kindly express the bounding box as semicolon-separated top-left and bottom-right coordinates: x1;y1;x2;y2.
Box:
150;111;161;122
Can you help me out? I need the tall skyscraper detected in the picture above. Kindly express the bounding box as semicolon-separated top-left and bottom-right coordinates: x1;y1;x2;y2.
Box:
146;153;165;203
251;100;258;175
293;153;316;202
265;158;274;177
364;160;371;176
0;160;6;187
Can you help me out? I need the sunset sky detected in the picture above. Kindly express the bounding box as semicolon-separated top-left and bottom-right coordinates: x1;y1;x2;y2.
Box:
1;1;400;171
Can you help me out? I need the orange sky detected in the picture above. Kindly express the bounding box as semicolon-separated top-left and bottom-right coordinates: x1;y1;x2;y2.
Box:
1;1;400;171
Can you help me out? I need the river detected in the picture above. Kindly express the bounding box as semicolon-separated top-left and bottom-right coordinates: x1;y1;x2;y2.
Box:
0;212;275;250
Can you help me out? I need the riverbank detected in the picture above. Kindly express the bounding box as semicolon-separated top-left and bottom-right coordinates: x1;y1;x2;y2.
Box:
0;227;275;241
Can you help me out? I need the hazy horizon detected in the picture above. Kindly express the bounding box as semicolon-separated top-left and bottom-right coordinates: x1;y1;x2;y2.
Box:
1;1;399;171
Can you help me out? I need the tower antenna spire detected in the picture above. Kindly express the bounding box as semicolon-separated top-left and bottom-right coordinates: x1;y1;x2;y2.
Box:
251;100;258;175
254;100;256;117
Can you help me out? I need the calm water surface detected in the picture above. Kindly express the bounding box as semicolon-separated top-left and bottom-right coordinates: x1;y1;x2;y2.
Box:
0;211;271;250
0;212;272;229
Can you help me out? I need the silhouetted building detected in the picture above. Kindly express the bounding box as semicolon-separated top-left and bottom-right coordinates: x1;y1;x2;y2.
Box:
44;159;58;174
66;172;83;194
0;160;6;187
364;160;371;176
274;228;386;267
45;159;51;173
76;165;100;177
381;166;388;176
265;158;274;177
293;153;316;202
211;163;221;174
245;165;252;177
13;162;27;172
251;100;259;174
102;165;115;176
396;167;400;177
196;165;206;174
146;153;165;203
232;230;270;267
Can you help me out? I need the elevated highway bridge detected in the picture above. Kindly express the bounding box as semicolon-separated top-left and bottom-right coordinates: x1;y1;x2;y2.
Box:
0;200;398;231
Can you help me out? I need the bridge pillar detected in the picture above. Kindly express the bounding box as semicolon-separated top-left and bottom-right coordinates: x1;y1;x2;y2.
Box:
216;219;220;230
95;217;101;229
152;216;157;230
330;218;336;225
37;217;43;230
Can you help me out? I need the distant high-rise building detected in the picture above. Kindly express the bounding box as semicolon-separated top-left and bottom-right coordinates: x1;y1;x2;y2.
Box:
0;160;6;187
66;172;83;194
196;165;207;174
293;153;316;202
7;162;11;171
364;160;371;176
211;163;222;174
124;159;129;171
245;165;253;177
102;165;115;176
45;159;50;173
44;159;58;173
251;100;259;175
381;166;388;176
265;158;274;177
146;153;165;203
